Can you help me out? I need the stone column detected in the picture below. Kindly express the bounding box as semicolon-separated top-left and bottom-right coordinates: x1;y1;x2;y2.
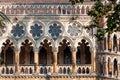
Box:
72;48;77;74
34;49;39;74
14;50;20;74
93;51;97;75
111;63;114;77
53;49;58;73
104;61;108;76
118;63;120;78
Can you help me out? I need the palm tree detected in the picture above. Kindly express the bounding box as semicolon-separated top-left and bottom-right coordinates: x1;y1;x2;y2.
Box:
0;11;11;28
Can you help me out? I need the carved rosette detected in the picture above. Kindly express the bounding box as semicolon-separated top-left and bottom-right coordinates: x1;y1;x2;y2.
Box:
48;23;62;40
67;22;82;38
11;24;25;40
30;23;43;40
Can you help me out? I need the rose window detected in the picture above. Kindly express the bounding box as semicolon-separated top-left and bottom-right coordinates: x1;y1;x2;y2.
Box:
67;22;82;38
48;23;62;40
11;24;25;40
30;24;43;40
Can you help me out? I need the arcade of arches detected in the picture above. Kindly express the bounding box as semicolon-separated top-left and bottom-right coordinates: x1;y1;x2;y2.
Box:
0;38;91;66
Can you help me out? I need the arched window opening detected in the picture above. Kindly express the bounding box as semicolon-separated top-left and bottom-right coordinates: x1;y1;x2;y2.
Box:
63;68;66;74
21;68;24;74
20;39;34;64
77;39;91;64
64;47;72;64
10;68;13;74
58;6;61;14
2;68;5;74
39;39;52;65
86;68;89;74
58;39;72;64
77;68;81;74
108;58;112;76
62;6;66;14
67;6;71;14
104;37;106;50
39;47;47;65
6;6;10;14
76;6;80;14
119;39;120;51
59;68;62;74
1;39;14;65
100;63;104;75
29;68;32;74
40;68;43;74
30;49;34;64
76;48;81;64
82;68;85;74
67;68;71;74
81;6;85;14
108;34;111;51
113;35;117;51
44;67;47;74
113;59;118;76
6;47;14;64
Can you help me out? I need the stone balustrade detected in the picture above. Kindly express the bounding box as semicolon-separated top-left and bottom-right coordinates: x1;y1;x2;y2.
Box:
0;66;15;75
76;65;91;75
19;65;34;74
0;3;92;15
0;65;92;75
58;65;72;74
39;65;53;74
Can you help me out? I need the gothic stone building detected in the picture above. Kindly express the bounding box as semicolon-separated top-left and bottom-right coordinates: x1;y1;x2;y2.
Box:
0;0;119;80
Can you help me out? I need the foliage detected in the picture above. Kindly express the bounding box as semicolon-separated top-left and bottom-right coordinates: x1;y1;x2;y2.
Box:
69;0;120;41
0;11;11;28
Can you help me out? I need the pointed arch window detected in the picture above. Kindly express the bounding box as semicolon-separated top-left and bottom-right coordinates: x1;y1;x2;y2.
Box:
19;39;34;64
113;35;117;51
1;39;14;64
77;39;91;64
113;59;118;76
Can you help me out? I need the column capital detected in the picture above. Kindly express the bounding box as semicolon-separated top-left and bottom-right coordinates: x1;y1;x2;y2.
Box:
52;47;58;52
71;47;77;52
34;48;39;52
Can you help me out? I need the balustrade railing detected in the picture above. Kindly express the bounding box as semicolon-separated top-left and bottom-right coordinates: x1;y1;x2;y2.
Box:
19;65;34;74
38;65;53;75
0;64;92;75
58;65;72;75
76;64;91;75
0;4;92;15
0;66;15;75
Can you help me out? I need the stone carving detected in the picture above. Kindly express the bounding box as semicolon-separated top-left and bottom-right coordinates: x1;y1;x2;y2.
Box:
48;23;62;40
0;27;6;36
11;24;25;40
30;24;43;40
59;39;71;52
68;22;82;38
40;39;52;53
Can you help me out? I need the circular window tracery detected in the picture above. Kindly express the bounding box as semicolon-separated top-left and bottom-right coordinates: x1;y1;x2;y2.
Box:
48;23;62;40
67;22;82;38
30;23;43;40
11;24;25;40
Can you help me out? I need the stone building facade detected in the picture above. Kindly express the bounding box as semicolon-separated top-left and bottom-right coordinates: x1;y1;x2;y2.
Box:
0;0;120;80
